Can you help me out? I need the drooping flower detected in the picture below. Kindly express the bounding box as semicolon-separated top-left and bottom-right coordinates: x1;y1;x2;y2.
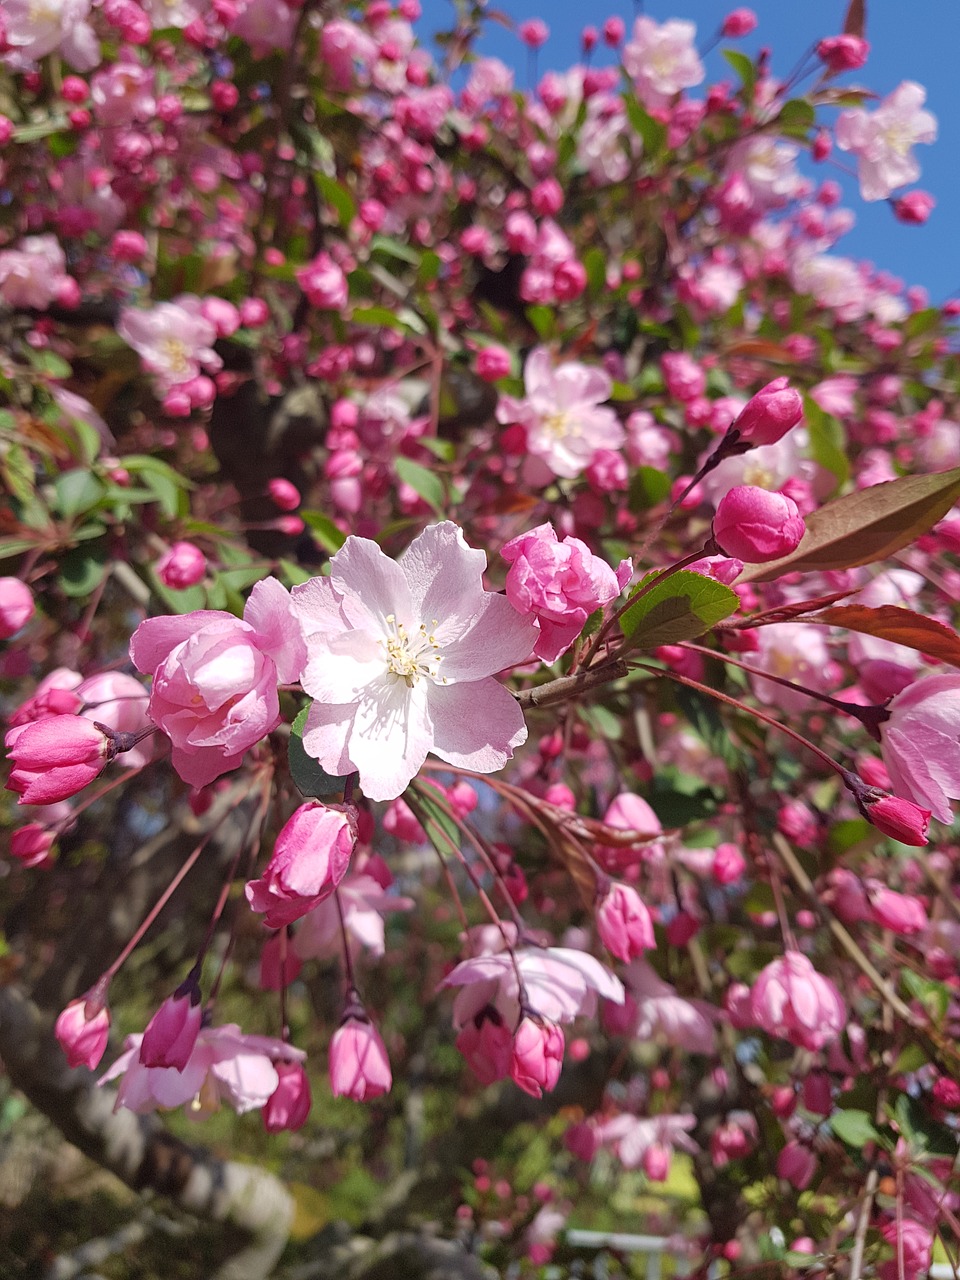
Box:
293;522;537;802
329;1016;392;1101
55;994;111;1070
879;673;960;825
496;348;625;480
750;952;846;1052
836;81;937;202
130;578;306;788
245;802;357;928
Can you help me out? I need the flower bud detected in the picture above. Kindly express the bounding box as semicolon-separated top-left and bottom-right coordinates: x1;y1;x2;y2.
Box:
893;191;935;225
596;882;655;961
246;802;357;928
712;486;805;563
730;378;803;446
712;842;746;885
642;1143;671;1182
329;1015;392;1101
156;541;207;590
777;1140;816;1190
139;986;203;1070
263;1061;312;1132
816;34;869;72
456;1005;513;1085
55;993;111;1069
0;577;35;639
10;823;56;867
7;715;109;805
266;477;301;511
861;794;930;847
722;8;757;37
510;1016;564;1098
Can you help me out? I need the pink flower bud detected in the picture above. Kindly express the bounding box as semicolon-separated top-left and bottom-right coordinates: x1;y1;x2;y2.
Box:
246;802;357;929
777;1140;816;1190
519;18;549;48
731;378;803;446
642;1143;671;1182
156;541;206;590
139;988;202;1069
816;34;869;72
10;823;56;867
712;486;805;563
602;16;625;46
581;26;598;53
456;1006;513;1084
296;251;348;310
893;191;935;225
263;1061;312;1132
7;716;109;805
55;993;110;1069
0;577;35;638
476;344;512;382
109;230;148;263
751;952;845;1051
267;477;301;511
329;1015;392;1101
596;882;655;961
713;842;746;885
510;1016;564;1098
865;881;928;933
722;8;757;37
862;794;930;846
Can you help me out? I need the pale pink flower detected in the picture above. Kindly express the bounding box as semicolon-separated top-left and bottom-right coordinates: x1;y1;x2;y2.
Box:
130;578;306;788
594;1112;698;1171
117;299;221;393
577;96;635;184
598;792;664;869
725;137;801;209
142;0;204;28
501;523;630;664
880;673;960;824
320;18;378;90
228;0;297;56
293;859;414;961
100;1025;304;1116
3;0;99;71
791;253;868;321
296;252;348;310
77;671;154;770
750;952;846;1051
496;347;624;480
809;374;858;418
0;235;72;310
749;623;834;713
623;17;704;112
836;82;937;202
329;1016;392;1101
90;55;156;126
622;960;716;1053
596;883;655;961
293;522;537;802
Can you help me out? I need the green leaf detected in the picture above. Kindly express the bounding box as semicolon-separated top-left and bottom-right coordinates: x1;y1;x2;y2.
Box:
407;780;461;854
300;510;346;555
0;537;40;562
901;970;950;1021
777;98;816;137
583;246;607;295
59;546;107;598
394;456;445;514
740;466;960;582
369;234;421;267
53;469;105;519
29;349;72;379
288;705;349;798
352;305;426;335
723;49;756;97
418;436;456;464
313;172;356;228
628;466;671;512
623;96;666;153
829;1109;881;1149
620;570;738;648
120;455;192;521
1;444;36;508
525;305;556;341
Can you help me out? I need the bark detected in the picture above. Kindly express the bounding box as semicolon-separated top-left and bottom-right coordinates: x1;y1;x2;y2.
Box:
0;984;293;1280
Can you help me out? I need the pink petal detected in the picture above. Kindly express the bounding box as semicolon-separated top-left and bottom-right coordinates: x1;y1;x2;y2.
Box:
329;535;414;632
428;678;527;774
130;611;234;674
439;593;538;680
244;577;307;683
347;676;433;801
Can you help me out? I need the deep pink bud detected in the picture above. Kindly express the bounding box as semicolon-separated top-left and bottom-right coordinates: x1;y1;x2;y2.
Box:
862;794;930;847
816;34;869;72
10;823;56;867
109;230;148;263
55;993;110;1069
475;344;512;382
642;1143;671;1182
596;882;655;961
329;1015;392;1101
139;988;202;1069
713;842;746;885
510;1016;564;1098
602;16;625;46
802;1070;832;1116
581;25;598;53
7;716;109;804
156;541;206;589
812;128;832;162
519;18;549;48
0;577;35;638
713;486;805;563
267;477;300;511
246;802;358;928
722;8;757;37
263;1061;312;1132
893;191;935;225
456;1006;513;1084
865;881;928;933
777;1140;816;1190
731;378;803;446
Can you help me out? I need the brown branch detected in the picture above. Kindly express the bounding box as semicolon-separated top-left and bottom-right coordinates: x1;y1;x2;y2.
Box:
515;659;630;710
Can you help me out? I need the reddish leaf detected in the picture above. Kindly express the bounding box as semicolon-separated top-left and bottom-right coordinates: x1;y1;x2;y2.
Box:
843;0;866;37
718;589;856;630
721;338;800;363
809;605;960;670
740;467;960;583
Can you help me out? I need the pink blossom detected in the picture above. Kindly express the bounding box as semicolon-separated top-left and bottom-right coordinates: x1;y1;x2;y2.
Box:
0;577;34;638
140;989;202;1070
596;883;655;961
10;823;56;867
321;19;377;89
865;882;928;934
725;137;801;210
245;802;357;928
293;522;536;802
749;623;836;712
861;793;931;847
455;1006;514;1084
501;523;629;664
156;541;206;590
622;960;716;1053
712;843;746;885
599;792;664;869
594;1112;698;1171
836;82;937;202
722;9;757;38
228;0;297;56
117;299;221;393
750;952;845;1051
712;486;805;563
661;352;705;402
296;251;348;310
894;191;935;224
329;1016;392;1101
496;347;624;480
142;0;204;28
817;35;869;72
518;19;549;49
76;672;153;770
510;1016;563;1097
55;995;111;1070
0;235;73;310
101;1024;304;1116
130;578;306;788
624;17;704;113
263;1061;311;1132
3;0;99;71
91;55;156;126
731;378;803;447
879;674;960;824
6;716;109;805
475;344;512;382
777;1140;816;1190
293;860;414;961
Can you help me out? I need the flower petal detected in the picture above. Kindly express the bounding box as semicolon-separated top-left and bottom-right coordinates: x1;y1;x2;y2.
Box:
428;678;527;773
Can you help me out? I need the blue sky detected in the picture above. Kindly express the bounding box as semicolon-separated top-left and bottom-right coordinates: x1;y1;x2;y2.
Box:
414;0;960;302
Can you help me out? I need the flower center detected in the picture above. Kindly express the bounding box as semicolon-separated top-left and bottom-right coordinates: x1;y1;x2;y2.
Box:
382;614;443;687
161;336;192;376
882;122;914;157
741;461;775;489
544;409;580;438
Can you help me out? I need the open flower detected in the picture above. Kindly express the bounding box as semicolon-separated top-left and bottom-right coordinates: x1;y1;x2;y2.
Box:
293;522;537;802
836;81;937;202
879;673;960;824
